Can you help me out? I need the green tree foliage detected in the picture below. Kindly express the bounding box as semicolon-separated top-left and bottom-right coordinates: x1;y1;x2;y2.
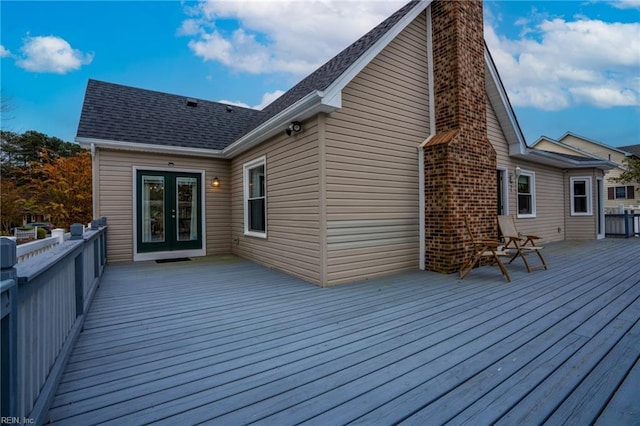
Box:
1;130;84;181
609;156;640;188
0;130;91;232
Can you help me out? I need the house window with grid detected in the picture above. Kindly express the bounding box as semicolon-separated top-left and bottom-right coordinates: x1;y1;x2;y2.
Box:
517;171;536;218
609;185;635;200
571;177;592;216
243;156;266;237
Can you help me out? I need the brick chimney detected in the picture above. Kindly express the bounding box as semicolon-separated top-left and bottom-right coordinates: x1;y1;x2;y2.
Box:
423;0;497;274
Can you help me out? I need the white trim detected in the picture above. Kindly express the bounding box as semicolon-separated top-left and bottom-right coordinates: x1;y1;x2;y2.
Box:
132;166;207;261
77;137;224;158
485;49;527;156
497;166;509;216
243;156;267;238
516;170;536;218
418;7;435;271
570;176;593;216
597;178;605;239
223;91;337;158
322;1;432;102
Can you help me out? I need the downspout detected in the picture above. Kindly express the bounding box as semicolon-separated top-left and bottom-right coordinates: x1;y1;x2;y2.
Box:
90;143;98;219
419;4;436;270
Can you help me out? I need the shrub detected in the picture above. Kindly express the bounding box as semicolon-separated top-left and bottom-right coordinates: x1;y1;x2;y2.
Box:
37;227;46;239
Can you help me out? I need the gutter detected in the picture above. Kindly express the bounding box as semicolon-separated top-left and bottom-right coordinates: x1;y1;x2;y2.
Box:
76;137;225;158
222;90;339;158
514;149;617;171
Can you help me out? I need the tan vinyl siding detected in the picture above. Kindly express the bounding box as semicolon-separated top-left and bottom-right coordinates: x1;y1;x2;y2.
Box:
96;149;230;262
534;140;588;157
324;12;429;286
565;169;602;240
230;119;321;285
487;101;566;243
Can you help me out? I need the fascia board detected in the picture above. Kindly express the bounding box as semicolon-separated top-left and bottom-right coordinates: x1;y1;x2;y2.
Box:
516;149;617;170
485;49;527;156
76;137;225;158
223;90;336;158
321;0;432;103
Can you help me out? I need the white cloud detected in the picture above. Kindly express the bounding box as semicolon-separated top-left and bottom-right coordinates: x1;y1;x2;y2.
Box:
219;89;286;110
16;35;93;74
181;0;404;76
0;45;11;58
609;0;640;10
485;17;640;110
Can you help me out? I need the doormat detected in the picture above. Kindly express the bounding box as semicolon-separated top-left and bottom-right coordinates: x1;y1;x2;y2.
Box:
155;258;191;264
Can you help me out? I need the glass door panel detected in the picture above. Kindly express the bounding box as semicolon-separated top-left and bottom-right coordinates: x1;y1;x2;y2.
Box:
177;177;198;242
141;175;165;243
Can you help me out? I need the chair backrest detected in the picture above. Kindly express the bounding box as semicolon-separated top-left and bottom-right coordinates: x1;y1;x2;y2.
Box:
463;217;482;250
497;215;518;237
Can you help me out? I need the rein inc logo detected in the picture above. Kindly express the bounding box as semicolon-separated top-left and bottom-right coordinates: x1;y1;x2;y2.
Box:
0;419;35;425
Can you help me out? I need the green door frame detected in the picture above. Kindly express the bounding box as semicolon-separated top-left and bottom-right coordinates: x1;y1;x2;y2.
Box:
135;170;203;255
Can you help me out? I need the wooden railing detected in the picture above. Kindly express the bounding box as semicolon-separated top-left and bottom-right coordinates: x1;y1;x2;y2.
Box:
0;218;107;423
14;229;70;263
605;211;640;238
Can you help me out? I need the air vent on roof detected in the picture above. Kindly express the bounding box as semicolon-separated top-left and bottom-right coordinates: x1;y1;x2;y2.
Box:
186;98;198;107
226;106;233;112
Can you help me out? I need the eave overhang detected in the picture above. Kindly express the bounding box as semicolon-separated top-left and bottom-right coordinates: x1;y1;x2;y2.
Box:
513;148;617;171
76;137;225;158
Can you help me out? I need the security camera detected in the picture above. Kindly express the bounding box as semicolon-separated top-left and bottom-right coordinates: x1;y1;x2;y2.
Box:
285;121;302;136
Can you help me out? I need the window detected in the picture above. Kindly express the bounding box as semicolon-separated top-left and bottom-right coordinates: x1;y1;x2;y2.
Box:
610;185;635;200
243;156;266;237
517;171;536;217
570;177;592;216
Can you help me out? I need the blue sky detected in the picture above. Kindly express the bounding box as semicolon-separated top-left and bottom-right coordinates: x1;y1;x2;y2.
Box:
1;1;639;148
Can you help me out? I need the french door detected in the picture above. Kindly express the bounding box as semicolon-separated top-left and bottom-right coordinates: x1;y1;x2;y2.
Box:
136;170;202;253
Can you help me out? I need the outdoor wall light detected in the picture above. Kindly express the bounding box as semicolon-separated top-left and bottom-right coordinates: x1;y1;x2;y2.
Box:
285;121;302;136
515;166;521;177
212;177;220;188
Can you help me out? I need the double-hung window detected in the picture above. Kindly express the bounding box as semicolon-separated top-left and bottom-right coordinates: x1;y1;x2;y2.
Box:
243;156;266;237
570;177;592;216
517;171;536;218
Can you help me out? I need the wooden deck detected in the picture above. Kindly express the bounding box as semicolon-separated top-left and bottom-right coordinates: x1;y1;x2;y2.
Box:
47;238;640;425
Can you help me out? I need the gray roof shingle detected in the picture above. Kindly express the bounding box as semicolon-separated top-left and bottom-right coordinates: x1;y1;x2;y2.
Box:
77;1;420;151
619;144;640;157
77;80;264;150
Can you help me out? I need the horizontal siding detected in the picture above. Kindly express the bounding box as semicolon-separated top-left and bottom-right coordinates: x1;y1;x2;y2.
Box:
324;12;429;285
564;169;602;240
97;149;230;262
487;101;565;243
230;119;321;285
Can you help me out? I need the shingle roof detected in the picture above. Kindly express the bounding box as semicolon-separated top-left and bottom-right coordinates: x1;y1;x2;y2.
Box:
619;144;640;157
77;80;264;150
77;1;420;151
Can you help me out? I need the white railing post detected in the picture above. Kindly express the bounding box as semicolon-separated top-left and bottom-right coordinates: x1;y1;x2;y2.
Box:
52;229;65;245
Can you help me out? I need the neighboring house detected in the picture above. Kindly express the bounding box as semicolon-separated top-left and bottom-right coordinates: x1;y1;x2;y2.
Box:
532;133;639;212
77;0;613;287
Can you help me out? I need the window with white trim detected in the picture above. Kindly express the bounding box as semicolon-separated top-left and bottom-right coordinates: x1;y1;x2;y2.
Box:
243;156;266;237
570;177;592;216
517;171;536;217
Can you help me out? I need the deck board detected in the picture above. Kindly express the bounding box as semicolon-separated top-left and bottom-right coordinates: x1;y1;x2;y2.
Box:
46;239;640;425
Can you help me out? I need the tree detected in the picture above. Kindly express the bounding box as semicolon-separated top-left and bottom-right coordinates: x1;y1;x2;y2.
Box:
0;178;25;233
25;150;93;229
609;156;640;189
1;130;84;180
0;130;92;231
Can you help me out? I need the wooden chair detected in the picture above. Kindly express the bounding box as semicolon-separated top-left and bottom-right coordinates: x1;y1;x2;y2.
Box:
497;215;548;272
460;217;511;282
